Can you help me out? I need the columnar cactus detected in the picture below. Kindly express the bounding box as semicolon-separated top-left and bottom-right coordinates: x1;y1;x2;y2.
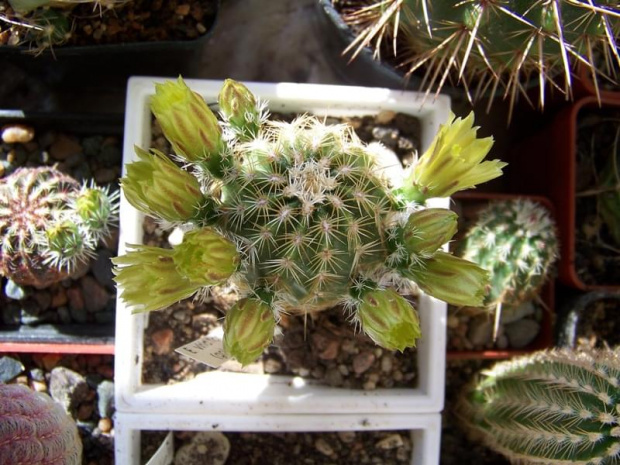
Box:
0;383;82;465
0;166;118;288
114;77;506;364
339;0;620;113
459;199;559;312
457;348;620;464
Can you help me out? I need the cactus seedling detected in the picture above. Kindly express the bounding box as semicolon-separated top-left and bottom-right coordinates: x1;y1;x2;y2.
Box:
459;199;559;312
0;383;82;465
338;0;620;116
457;347;620;464
114;77;505;365
0;166;119;288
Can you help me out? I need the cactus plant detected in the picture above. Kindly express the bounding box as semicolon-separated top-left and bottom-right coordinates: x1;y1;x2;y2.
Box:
459;199;558;314
337;0;620;115
0;383;82;465
113;77;506;364
457;347;620;464
0;166;119;288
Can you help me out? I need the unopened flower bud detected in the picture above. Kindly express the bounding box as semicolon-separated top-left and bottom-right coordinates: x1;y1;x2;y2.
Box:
113;245;202;313
151;77;225;167
403;208;457;256
358;288;421;352
172;228;239;286
122;147;204;222
223;298;276;366
406;251;489;307
403;112;505;200
219;79;262;141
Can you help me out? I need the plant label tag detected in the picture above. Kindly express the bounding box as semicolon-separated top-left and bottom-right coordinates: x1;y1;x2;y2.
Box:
145;431;174;465
175;326;229;368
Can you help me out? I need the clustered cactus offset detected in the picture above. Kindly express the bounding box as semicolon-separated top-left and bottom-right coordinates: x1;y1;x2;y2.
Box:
0;166;118;288
459;199;559;314
337;0;620;115
113;77;506;365
458;347;620;464
0;383;82;465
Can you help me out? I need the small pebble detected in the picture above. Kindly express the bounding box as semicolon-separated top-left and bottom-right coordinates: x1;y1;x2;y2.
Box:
314;438;334;456
98;417;113;434
375;433;404;450
1;125;35;144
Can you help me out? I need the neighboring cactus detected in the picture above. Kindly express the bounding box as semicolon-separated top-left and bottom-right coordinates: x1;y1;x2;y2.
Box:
114;77;506;364
338;0;620;115
459;199;559;313
0;383;82;465
0;166;119;288
457;347;620;464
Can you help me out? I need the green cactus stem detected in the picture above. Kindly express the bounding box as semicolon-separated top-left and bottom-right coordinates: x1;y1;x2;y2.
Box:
0;383;82;465
458;348;620;464
459;199;559;313
114;77;505;364
338;0;620;116
0;167;119;288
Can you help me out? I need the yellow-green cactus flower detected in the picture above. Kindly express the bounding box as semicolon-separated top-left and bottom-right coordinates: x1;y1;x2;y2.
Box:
112;244;202;313
223;298;276;366
404;112;505;200
403;208;458;257
219;79;263;141
172;228;240;286
406;251;489;307
122;147;204;222
151;77;225;168
358;288;421;352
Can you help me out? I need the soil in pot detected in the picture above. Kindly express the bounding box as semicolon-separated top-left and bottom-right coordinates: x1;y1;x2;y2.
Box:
0;0;218;49
0;352;115;465
445;197;548;353
0;122;121;342
141;429;413;465
572;297;620;349
141;111;422;389
574;108;620;286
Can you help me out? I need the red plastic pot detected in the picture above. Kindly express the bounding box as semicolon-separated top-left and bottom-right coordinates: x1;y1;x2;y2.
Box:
511;97;620;291
446;192;555;360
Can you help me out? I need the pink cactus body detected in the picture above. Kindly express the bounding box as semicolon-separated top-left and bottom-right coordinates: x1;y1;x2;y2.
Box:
0;383;82;465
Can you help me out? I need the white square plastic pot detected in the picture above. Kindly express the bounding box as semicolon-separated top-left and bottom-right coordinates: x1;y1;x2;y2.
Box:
115;78;451;416
115;412;442;465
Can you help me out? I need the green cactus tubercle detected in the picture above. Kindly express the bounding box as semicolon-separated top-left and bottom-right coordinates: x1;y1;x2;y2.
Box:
458;348;620;464
114;77;505;364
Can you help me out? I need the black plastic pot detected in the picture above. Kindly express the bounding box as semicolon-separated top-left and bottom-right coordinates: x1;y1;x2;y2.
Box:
556;291;620;349
0;111;123;354
0;0;220;98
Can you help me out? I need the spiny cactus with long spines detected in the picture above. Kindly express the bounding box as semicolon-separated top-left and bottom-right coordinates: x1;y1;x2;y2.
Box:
459;199;559;315
337;0;620;117
457;347;620;464
0;383;82;465
0;166;119;288
113;77;506;365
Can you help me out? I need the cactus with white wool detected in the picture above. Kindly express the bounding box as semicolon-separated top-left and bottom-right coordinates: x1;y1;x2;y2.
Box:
458;348;620;464
113;77;506;365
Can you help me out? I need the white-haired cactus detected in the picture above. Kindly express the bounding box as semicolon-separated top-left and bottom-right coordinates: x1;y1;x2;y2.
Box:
0;383;82;465
0;166;118;288
113;77;506;364
457;348;620;464
459;199;558;312
338;0;620;115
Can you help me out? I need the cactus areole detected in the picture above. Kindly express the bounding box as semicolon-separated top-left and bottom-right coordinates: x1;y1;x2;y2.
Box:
114;77;506;364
